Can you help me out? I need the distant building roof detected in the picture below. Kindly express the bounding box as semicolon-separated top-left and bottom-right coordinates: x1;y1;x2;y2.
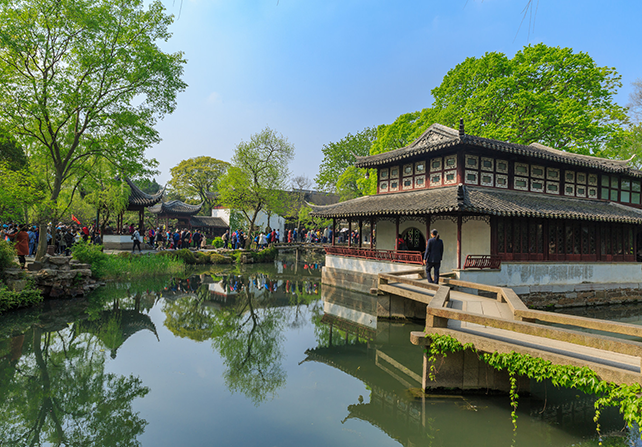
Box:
189;216;228;228
355;123;640;176
148;200;203;216
309;184;642;224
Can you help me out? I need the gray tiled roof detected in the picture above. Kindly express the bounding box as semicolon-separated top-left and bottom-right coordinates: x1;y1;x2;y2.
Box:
355;124;639;176
148;200;203;216
189;216;228;228
309;185;642;224
123;177;164;207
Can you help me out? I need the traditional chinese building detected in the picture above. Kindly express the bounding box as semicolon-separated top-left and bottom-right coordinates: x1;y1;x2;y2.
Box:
310;122;642;305
148;200;228;238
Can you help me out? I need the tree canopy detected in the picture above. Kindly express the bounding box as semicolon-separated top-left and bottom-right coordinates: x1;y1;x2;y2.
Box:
323;43;632;199
315;127;376;197
168;156;229;213
0;0;186;256
430;43;629;154
218;127;294;240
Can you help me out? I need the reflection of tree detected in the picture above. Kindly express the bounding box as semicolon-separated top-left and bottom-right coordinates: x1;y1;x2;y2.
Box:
211;289;286;405
0;325;149;446
163;296;218;342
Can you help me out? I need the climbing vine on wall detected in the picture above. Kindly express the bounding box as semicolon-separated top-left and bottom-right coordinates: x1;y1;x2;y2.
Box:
424;333;642;437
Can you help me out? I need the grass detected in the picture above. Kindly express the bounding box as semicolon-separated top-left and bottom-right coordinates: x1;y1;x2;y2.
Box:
100;253;185;280
0;286;43;314
72;241;185;280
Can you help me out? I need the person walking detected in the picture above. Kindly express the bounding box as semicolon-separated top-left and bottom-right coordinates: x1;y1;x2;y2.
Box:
132;228;142;253
423;229;444;284
9;225;29;269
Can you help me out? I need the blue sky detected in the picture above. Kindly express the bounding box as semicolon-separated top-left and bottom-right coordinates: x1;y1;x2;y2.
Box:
151;0;642;187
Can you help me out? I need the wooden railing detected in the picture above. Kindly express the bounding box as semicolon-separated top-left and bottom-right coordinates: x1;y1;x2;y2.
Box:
325;246;424;265
463;255;502;269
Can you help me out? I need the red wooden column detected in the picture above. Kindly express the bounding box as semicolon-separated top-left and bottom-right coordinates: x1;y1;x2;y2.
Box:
370;217;375;249
425;214;430;245
358;219;363;248
395;216;400;251
457;215;463;269
348;220;352;247
332;218;336;246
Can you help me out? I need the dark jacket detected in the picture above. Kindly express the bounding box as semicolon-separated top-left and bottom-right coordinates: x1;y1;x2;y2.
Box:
424;237;444;263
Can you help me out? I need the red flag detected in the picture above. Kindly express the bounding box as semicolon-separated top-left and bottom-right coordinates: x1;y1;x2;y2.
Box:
71;215;81;225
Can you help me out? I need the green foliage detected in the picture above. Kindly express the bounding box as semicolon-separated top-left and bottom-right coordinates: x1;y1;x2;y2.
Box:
71;241;109;276
0;0;186;231
431;44;628;154
212;237;225;248
209;253;232;264
168;156;229;213
72;241;184;279
316;127;376;196
0;239;16;273
218;127;295;240
298;205;331;231
0;286;43;313
249;247;277;264
424;333;642;437
0;137;27;171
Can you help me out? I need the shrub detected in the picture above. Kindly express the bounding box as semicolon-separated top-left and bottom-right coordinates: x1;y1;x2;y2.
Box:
173;249;197;264
252;247;277;263
71;241;108;276
0;286;43;314
0;240;17;273
209;253;232;264
212;237;224;248
193;252;210;265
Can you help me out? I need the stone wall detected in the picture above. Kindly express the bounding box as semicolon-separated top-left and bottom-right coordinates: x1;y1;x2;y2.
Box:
521;287;642;309
9;255;101;298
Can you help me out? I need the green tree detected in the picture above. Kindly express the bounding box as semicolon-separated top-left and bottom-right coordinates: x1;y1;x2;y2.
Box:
218;127;295;243
315;127;377;195
168;156;229;214
431;43;628;154
0;138;27;171
0;0;186;259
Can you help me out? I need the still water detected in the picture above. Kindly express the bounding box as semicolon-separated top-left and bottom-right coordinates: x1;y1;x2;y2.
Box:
0;255;640;446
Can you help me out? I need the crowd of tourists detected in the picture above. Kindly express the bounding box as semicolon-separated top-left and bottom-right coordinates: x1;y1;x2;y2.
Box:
122;225;207;252
220;226;339;250
1;222;101;269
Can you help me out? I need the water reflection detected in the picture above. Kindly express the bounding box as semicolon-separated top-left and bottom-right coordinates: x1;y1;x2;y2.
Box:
0;257;640;446
0;301;149;446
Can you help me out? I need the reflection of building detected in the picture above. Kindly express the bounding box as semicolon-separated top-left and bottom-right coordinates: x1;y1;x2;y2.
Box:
74;309;159;358
312;123;642;304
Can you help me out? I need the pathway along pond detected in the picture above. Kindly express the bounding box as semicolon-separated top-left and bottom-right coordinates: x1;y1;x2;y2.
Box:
0;253;641;447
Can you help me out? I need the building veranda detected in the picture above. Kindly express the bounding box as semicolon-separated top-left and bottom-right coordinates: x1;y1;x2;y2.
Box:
310;122;642;307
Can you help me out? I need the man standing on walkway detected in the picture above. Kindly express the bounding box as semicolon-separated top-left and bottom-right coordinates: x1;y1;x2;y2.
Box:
132;228;142;253
423;229;444;284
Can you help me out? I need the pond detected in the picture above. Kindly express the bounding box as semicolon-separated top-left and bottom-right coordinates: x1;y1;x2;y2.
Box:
0;255;640;446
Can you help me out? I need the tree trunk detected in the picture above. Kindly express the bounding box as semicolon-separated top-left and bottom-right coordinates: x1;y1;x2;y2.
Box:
35;172;63;260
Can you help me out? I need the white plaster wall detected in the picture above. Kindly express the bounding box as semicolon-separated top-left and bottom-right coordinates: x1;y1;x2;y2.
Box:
461;219;491;267
211;208;231;226
254;211;285;235
457;262;642;293
430;218;457;273
399;219;427;239
376;220;396;250
326;255;422;276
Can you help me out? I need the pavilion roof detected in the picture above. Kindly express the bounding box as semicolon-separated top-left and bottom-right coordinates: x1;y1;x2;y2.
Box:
148;200;203;216
355;123;640;176
309;184;642;224
124;177;164;208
